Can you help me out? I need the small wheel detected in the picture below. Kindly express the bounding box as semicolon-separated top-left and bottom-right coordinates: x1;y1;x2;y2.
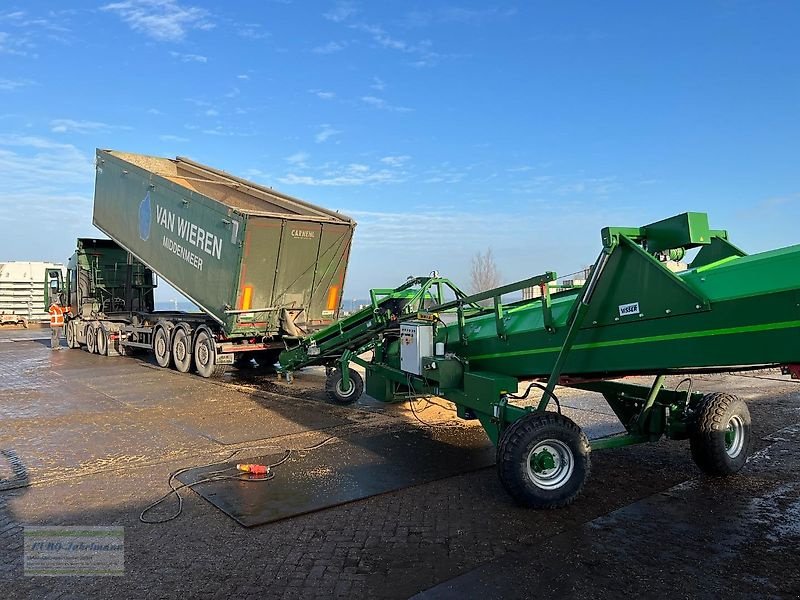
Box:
497;412;590;509
96;326;109;356
85;325;97;354
690;393;751;476
172;327;193;373
153;327;171;368
194;329;227;378
66;321;79;349
325;368;364;405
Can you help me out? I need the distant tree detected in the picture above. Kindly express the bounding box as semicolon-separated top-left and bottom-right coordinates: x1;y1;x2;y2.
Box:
470;248;501;295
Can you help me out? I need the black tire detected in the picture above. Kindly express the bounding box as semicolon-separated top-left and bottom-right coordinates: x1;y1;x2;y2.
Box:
690;393;751;476
85;325;97;354
194;329;228;379
497;412;590;509
153;327;171;368
325;368;364;405
172;327;193;373
66;321;79;349
96;326;108;356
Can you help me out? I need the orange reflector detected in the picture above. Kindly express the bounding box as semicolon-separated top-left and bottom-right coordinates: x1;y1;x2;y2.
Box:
326;286;339;311
241;285;253;310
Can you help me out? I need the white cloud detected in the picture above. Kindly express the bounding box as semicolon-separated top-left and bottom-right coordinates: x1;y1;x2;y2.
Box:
285;151;310;167
224;87;240;98
101;0;214;42
343;208;513;249
50;119;125;134
347;22;447;67
159;134;188;142
204;108;218;116
380;155;410;167
278;158;407;187
196;126;255;138
279;169;397;187
237;23;269;40
169;50;207;62
360;96;412;112
312;41;346;54
0;78;35;91
0;30;35;57
237;74;250;80
146;107;163;115
315;124;341;144
310;89;335;100
370;76;385;91
323;2;356;23
0;134;93;222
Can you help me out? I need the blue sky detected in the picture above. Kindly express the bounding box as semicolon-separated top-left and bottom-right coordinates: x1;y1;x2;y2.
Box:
1;1;799;301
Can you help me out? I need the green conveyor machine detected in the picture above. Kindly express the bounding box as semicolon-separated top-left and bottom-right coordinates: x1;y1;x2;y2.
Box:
279;212;800;508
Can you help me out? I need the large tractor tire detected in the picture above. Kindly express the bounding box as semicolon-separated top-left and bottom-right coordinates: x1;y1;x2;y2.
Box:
325;368;364;405
690;393;751;476
497;412;590;509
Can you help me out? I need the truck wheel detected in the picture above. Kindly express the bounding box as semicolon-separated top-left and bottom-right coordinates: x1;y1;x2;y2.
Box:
66;321;78;349
96;326;109;356
325;368;364;405
153;327;171;368
497;412;590;509
690;393;751;476
85;325;97;354
194;330;228;378
172;327;193;373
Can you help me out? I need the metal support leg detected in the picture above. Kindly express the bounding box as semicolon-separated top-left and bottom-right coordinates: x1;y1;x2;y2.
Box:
637;374;666;431
537;250;611;411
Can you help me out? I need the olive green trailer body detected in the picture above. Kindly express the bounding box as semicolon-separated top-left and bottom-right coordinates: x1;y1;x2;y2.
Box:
93;149;355;339
61;149;355;378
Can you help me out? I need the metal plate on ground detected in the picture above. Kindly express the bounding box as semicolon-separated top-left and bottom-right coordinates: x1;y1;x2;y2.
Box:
176;425;495;527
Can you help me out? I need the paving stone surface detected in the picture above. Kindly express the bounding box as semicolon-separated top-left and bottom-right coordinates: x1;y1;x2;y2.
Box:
1;330;799;598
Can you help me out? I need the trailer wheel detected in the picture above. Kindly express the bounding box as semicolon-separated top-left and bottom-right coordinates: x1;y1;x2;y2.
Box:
153;327;171;368
85;325;97;354
325;368;364;405
690;393;751;476
497;412;590;509
96;326;109;356
194;330;228;379
172;327;193;373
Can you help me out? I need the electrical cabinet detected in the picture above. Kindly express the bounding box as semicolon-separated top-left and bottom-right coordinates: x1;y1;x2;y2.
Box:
400;322;433;375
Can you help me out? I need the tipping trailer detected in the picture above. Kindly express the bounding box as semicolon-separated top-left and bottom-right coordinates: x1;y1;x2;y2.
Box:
278;212;800;507
57;149;355;377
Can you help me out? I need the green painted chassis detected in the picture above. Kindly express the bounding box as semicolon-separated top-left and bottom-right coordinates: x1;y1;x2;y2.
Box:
282;212;794;453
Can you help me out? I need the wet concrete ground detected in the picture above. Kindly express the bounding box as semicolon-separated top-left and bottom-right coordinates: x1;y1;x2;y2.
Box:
1;329;800;598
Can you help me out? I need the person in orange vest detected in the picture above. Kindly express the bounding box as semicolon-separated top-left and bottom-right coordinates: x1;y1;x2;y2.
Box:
49;297;66;350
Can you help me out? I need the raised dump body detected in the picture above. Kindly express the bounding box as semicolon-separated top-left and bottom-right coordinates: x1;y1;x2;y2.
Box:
59;150;355;378
93;149;355;338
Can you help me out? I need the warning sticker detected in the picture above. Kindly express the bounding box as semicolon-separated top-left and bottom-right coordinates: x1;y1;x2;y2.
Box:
618;302;640;317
